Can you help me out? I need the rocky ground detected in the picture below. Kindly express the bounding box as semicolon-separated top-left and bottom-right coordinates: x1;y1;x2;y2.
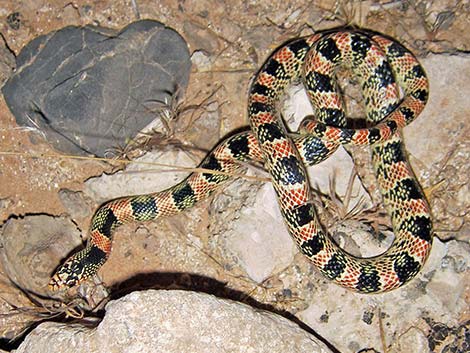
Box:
0;1;469;352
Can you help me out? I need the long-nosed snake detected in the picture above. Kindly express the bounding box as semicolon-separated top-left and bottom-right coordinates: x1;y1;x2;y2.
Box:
49;29;432;294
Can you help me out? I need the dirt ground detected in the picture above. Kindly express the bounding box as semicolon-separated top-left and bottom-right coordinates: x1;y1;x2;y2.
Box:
0;0;469;352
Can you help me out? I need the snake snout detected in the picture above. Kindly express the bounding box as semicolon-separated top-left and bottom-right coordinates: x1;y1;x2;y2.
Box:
48;273;66;291
48;267;79;291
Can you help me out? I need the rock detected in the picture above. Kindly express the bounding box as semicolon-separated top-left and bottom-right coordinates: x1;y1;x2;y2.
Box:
14;290;333;353
0;294;38;341
0;34;15;88
191;50;213;70
222;182;297;283
389;327;431;353
183;21;221;55
2;20;191;157
6;12;21;30
84;149;198;203
0;214;82;296
0;198;13;210
0;214;110;309
404;54;470;168
0;215;94;340
58;189;93;219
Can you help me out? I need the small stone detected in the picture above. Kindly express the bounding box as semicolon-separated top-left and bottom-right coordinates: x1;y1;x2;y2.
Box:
58;189;93;219
6;12;21;30
0;198;12;210
362;310;374;325
191;50;213;70
183;21;221;54
389;326;431;353
320;312;329;323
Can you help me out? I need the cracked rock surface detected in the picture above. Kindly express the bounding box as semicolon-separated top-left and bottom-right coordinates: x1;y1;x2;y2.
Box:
13;290;332;353
2;20;191;157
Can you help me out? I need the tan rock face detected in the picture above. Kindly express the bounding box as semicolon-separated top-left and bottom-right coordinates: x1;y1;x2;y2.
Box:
14;290;333;353
0;215;82;295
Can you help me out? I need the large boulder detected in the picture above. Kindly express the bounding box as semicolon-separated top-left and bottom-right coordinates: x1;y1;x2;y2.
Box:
14;290;333;353
2;20;191;157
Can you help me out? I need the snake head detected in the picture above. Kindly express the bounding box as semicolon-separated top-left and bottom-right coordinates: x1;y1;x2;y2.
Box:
48;258;84;291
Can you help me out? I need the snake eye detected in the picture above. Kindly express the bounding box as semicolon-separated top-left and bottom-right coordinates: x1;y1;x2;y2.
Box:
65;276;79;287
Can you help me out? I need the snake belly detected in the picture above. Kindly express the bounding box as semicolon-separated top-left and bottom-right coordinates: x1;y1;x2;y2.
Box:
49;30;432;294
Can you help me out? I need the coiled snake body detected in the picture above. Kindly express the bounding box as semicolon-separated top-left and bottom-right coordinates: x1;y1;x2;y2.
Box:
50;30;432;294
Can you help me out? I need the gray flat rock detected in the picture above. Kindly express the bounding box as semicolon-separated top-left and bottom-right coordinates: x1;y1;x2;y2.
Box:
2;20;191;157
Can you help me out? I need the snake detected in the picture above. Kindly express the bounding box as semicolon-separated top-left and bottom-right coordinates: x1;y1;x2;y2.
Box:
49;29;432;294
